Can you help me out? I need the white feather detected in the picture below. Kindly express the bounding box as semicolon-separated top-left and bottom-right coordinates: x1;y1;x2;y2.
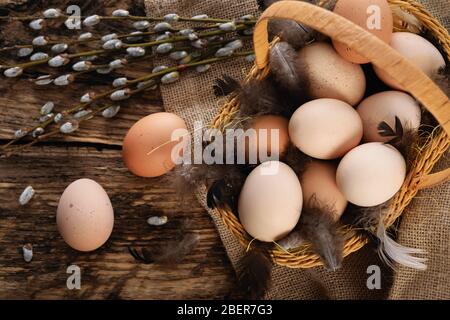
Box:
377;224;427;270
392;6;422;33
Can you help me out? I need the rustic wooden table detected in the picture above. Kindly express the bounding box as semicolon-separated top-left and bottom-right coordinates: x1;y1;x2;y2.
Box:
0;0;237;299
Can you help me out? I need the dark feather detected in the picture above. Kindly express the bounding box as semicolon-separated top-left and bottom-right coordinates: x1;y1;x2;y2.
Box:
128;246;148;263
212;75;283;117
378;116;419;165
171;162;228;200
129;233;199;265
173;161;247;212
213;75;241;97
238;244;273;300
206;180;218;209
256;0;279;11
268;20;316;50
395;127;419;166
322;0;338;10
129;218;199;265
269;42;306;92
213;74;305;120
258;0;321;11
378;119;398;138
347;201;390;232
421;107;439;130
395;116;404;138
173;162;227;188
341;201;388;250
171;130;253;212
283;143;312;177
259;0;329;48
432;65;450;98
238;79;282;117
238;77;295;118
207;179;226;209
207;167;248;211
298;198;344;271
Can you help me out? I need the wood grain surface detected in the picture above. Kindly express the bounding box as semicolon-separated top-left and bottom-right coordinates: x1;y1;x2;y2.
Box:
0;0;237;300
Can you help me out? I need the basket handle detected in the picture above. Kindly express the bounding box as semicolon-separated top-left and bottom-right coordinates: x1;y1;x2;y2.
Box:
417;168;450;189
253;1;450;188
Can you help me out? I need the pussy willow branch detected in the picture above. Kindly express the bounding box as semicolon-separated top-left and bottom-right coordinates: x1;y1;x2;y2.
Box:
0;15;256;24
30;53;150;85
5;40;247;143
1;23;251;70
128;51;253;86
0;23;230;52
1;50;254;153
126;24;248;48
28;35;246;85
4;49;104;69
8;103;119;153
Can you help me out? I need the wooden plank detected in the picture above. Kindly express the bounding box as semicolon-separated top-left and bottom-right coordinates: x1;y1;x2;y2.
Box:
0;0;163;147
0;81;163;146
0;146;236;299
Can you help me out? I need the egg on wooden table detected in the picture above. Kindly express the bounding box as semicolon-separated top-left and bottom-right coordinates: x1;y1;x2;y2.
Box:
57;179;114;252
300;160;347;221
336;142;406;207
374;32;446;90
332;0;393;64
122;112;188;178
238;161;303;242
357;91;422;142
289;98;363;160
296;42;366;106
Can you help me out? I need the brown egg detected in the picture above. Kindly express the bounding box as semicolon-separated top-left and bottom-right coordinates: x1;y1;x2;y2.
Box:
57;179;114;252
297;42;366;106
245;115;290;162
289;98;363;160
301;161;347;221
374;32;446;90
357;91;421;142
122;112;187;178
336;142;406;207
333;0;393;64
238;161;303;242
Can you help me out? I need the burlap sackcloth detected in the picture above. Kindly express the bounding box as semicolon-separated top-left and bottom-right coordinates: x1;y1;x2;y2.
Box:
145;0;450;299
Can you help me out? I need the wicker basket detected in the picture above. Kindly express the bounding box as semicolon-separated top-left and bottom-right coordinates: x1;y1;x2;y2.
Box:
211;0;450;269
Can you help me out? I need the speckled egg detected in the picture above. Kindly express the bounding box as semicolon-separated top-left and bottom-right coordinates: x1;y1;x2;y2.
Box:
296;42;366;106
57;178;114;252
